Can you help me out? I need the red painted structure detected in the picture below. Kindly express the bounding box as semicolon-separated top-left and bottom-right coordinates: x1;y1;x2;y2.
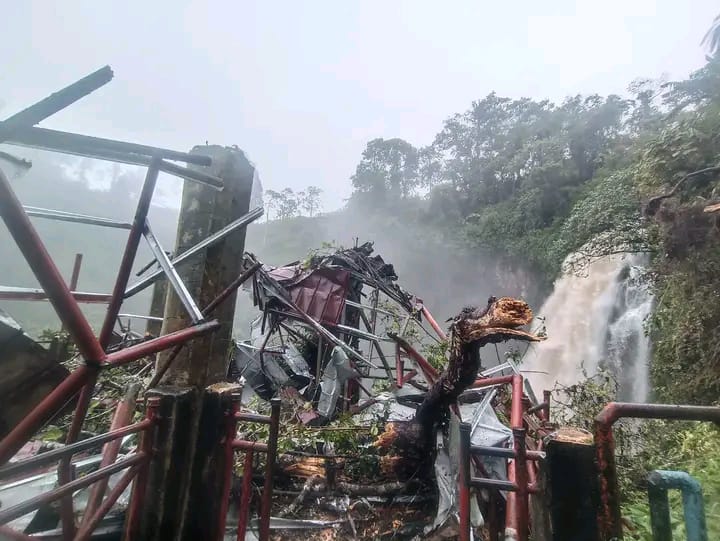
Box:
594;402;720;541
0;66;262;539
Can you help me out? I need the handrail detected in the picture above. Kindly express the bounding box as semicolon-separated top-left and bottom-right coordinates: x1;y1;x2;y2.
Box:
0;453;147;525
0;419;152;481
595;402;720;541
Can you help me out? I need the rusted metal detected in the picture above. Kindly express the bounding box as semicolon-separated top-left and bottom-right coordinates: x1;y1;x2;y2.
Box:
259;398;281;541
595;402;720;541
98;158;161;348
82;382;140;526
217;392;242;541
0;453;146;525
75;464;141;541
124;397;160;540
0;66;113;142
236;450;255;541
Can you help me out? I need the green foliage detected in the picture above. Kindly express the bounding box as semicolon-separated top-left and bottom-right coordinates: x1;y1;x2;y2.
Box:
423;340;449;371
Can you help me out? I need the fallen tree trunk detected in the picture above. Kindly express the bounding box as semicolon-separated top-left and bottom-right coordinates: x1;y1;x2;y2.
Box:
375;296;543;455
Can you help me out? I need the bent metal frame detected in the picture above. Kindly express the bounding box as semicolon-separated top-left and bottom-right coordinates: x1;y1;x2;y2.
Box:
0;66;262;538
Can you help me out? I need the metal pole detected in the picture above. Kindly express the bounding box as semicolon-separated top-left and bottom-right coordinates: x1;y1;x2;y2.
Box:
216;391;241;541
0;167;106;364
6;125;212;166
0;66;113;142
98;158;161;348
259;398;281;541
236;450;255;541
142;220;204;323
75;465;140;541
124;397;160;540
595;402;720;541
458;422;472;541
82;382;140;525
124;207;264;298
512;428;529;541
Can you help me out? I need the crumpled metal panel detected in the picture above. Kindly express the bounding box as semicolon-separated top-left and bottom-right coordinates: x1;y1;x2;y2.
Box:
459;389;512;486
268;266;350;326
317;346;360;417
425;416;483;538
232;340;312;400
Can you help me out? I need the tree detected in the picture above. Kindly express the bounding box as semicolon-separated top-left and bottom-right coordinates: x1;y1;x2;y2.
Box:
703;14;720;56
351;138;419;206
301;186;322;217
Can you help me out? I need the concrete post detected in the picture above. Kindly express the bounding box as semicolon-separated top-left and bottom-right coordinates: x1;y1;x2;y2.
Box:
138;146;254;541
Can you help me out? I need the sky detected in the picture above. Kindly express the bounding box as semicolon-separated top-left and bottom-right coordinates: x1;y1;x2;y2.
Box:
2;1;718;210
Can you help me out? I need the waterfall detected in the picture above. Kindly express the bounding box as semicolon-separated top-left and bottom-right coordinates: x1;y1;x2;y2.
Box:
524;254;653;402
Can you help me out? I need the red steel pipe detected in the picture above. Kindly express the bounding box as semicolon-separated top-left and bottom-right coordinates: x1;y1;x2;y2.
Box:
595;402;720;541
511;428;529;541
421;305;448;341
217;392;242;541
82;383;140;526
391;335;439;383
472;375;514;388
98;158;160;348
0;168;106;364
0;419;152;480
505;374;526;541
75;465;140;541
259;398;281;541
106;320;220;366
236;450;254;541
458;422;472;541
0;453;146;525
124;398;160;540
0;366;91;465
233;440;269;453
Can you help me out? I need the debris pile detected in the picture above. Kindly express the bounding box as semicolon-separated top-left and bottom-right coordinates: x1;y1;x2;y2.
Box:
228;242;550;540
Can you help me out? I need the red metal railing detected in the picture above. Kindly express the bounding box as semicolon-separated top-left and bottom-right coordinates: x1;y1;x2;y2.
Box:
594;402;720;541
457;374;551;541
0;397;159;540
217;396;281;541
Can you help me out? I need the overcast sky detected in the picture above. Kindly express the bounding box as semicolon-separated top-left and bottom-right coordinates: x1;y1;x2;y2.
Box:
3;1;718;210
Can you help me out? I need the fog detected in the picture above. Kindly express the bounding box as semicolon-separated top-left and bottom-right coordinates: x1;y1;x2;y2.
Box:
3;1;716;212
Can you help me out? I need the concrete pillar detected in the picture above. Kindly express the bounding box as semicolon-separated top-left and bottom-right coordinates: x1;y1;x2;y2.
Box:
138;146;254;541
